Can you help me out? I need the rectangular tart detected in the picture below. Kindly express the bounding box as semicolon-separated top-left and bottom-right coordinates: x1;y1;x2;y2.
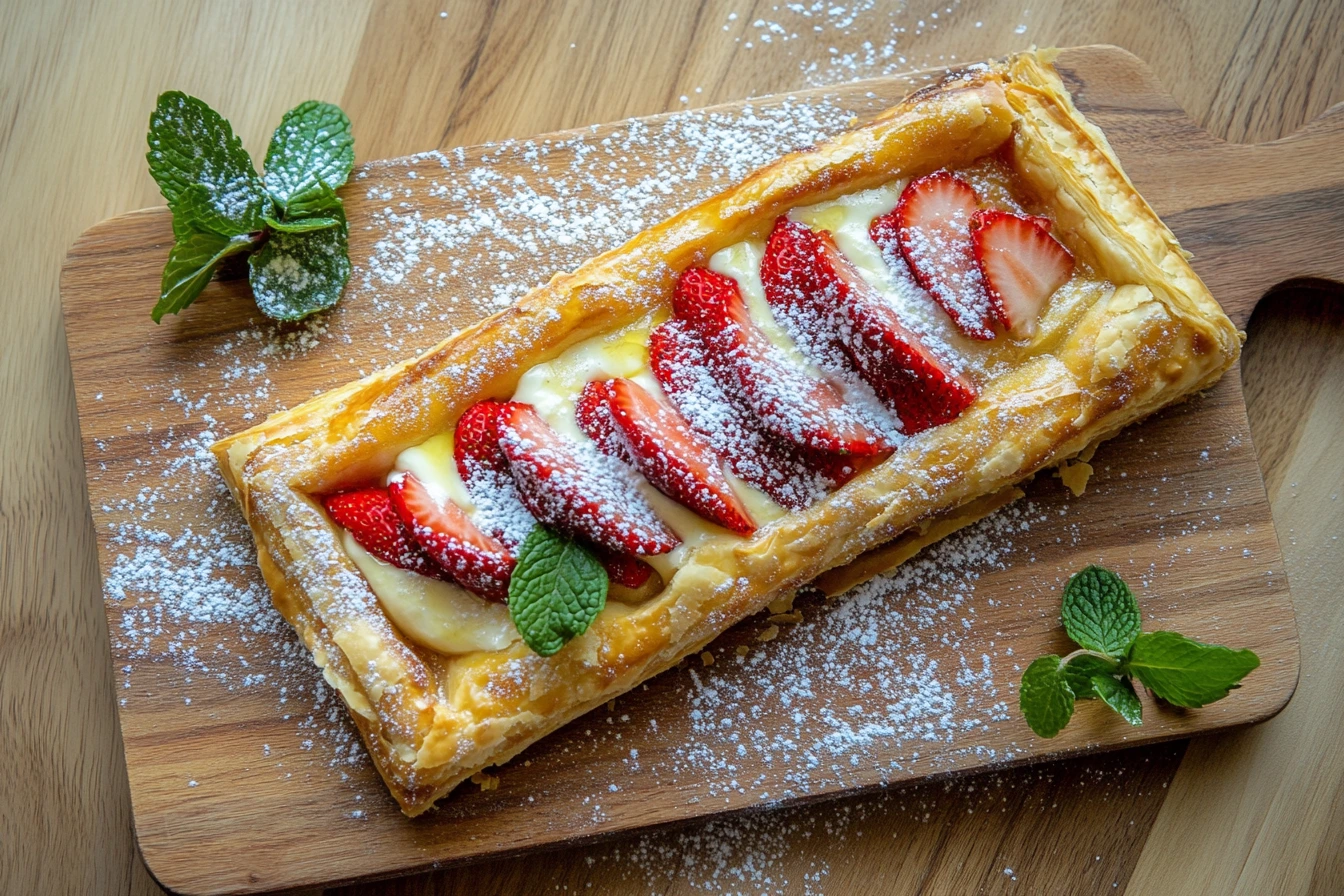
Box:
212;51;1241;815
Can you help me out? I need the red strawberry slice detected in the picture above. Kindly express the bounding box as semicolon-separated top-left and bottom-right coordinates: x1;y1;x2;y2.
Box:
498;402;680;556
454;399;539;550
323;487;444;580
762;217;978;434
672;266;887;457
759;216;849;370
1025;214;1053;233
575;380;631;462
600;377;757;535
970;209;1075;336
590;544;655;589
872;171;997;340
454;399;512;481
574;381;670;576
387;471;515;602
648;320;863;509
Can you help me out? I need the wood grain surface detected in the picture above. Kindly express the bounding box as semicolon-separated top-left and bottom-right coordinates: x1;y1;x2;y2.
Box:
4;2;1342;894
59;44;1324;894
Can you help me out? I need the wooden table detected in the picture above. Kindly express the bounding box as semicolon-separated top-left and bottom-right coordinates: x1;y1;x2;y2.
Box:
3;1;1340;893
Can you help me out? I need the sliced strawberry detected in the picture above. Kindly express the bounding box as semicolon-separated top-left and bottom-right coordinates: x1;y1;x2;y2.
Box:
323;487;444;579
648;319;862;509
454;399;512;481
574;383;670;577
599;377;757;535
575;380;631;462
452;399;540;550
872;171;996;340
759;216;849;370
1025;214;1053;233
590;544;655;589
595;545;664;602
672;266;887;457
762;217;977;434
388;471;514;602
498;402;680;556
970;210;1074;336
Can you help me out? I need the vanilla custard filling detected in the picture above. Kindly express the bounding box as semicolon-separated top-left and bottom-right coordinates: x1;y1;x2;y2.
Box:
347;177;1113;656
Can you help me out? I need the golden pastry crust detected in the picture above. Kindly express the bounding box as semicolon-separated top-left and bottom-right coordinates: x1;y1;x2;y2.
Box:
212;51;1241;815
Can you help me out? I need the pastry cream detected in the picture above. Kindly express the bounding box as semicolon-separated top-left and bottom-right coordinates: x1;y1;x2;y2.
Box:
343;532;518;654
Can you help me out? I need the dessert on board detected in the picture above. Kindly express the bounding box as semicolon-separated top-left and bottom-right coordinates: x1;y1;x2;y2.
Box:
212;51;1242;815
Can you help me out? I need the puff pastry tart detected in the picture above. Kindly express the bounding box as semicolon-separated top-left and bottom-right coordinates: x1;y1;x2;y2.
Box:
213;51;1241;815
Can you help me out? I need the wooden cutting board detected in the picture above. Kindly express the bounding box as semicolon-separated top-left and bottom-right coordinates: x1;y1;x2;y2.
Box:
60;46;1340;895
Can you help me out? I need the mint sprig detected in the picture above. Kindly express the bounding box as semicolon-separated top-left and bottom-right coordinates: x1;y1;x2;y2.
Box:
146;92;354;322
507;526;609;657
1019;565;1260;738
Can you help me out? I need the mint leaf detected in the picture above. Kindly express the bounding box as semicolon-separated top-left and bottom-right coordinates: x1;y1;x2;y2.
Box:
1091;674;1142;725
1019;655;1075;738
247;213;350;320
284;181;343;221
147;92;269;232
1061;566;1141;656
153;231;255;322
1127;632;1260;708
263;214;340;233
507;526;608;657
170;183;267;240
263;101;354;212
1062;654;1118;700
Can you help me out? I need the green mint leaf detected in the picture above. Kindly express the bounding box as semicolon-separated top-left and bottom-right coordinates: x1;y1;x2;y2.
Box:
153;231;254;322
247;212;350;321
284;180;343;220
1091;674;1143;725
263;214;340;233
147;92;269;233
263;101;354;212
1062;654;1118;700
1061;566;1141;656
170;183;266;240
1019;655;1075;738
1126;632;1260;708
507;526;608;657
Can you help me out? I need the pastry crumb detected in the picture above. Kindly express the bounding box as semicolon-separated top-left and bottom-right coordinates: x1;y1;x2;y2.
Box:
1058;459;1093;497
766;592;796;615
699;651;715;666
471;771;500;791
757;625;780;643
768;611;804;625
735;645;751;657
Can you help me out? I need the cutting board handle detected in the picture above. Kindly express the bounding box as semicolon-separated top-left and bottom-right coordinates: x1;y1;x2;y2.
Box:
1055;47;1344;329
1186;99;1344;327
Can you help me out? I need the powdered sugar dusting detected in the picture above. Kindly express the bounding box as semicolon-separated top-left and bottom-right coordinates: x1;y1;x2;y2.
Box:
357;100;857;317
508;502;1043;809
